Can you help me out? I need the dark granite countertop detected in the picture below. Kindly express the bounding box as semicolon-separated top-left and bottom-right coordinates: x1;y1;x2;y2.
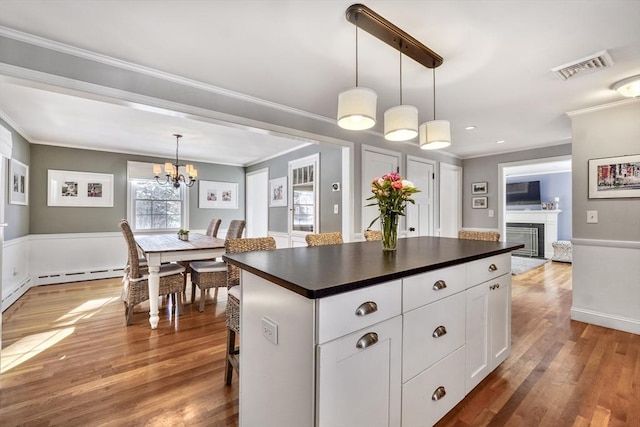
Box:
223;236;523;299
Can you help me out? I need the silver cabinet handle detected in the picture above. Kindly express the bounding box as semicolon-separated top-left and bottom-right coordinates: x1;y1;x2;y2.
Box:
488;263;498;272
432;280;447;291
432;386;446;401
355;301;378;316
356;332;379;349
432;325;447;338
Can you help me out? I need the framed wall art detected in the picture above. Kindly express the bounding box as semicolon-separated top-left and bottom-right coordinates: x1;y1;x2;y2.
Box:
471;181;488;194
9;159;29;205
199;180;239;209
48;170;114;207
472;196;488;209
588;154;640;199
269;176;287;207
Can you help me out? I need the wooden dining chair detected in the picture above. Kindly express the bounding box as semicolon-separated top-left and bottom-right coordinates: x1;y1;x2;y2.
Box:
180;218;222;294
364;230;382;241
224;236;277;385
189;220;246;312
305;231;343;246
118;219;185;325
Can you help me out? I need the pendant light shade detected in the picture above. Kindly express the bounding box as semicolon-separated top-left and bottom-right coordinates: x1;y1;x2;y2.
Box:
420;120;451;149
337;87;378;130
384;105;419;141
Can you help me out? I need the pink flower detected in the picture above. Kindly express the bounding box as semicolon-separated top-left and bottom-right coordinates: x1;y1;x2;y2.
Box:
392;181;403;190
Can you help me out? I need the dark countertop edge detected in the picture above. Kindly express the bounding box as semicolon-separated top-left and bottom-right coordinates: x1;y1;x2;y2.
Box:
224;246;521;299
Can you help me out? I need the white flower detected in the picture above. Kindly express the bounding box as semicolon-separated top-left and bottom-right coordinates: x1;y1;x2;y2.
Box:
402;180;415;189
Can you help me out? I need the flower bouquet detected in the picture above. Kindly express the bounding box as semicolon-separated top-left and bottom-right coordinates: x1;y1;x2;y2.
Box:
366;173;420;251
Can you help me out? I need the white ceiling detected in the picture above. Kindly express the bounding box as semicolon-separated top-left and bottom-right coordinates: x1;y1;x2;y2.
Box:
0;0;639;163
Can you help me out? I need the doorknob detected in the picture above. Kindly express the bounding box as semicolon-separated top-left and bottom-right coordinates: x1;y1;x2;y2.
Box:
409;227;415;232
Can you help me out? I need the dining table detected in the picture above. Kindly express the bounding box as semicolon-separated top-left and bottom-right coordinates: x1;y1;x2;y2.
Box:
135;232;226;329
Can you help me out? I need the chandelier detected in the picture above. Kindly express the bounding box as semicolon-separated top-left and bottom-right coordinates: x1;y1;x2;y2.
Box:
153;134;197;188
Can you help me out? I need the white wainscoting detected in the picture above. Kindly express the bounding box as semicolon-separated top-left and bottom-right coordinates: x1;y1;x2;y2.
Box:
571;239;640;335
29;232;127;286
267;231;291;249
2;236;31;311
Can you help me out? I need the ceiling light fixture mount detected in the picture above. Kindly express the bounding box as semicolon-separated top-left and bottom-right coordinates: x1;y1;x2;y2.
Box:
153;134;197;188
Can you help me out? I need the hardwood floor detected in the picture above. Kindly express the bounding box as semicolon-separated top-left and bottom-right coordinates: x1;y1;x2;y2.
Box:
1;261;638;426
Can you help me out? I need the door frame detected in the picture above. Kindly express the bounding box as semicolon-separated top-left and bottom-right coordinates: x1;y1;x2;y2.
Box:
246;167;269;238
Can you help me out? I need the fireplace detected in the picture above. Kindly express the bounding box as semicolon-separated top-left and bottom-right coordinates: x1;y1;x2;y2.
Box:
506;222;545;258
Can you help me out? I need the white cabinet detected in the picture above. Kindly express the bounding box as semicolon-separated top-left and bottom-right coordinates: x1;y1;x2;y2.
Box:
465;272;511;393
317;316;402;427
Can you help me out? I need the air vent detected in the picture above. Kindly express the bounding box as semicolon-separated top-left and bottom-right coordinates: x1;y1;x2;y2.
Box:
551;50;614;80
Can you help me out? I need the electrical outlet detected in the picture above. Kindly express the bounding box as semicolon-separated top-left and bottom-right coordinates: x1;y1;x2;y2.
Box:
334;204;339;214
587;210;598;224
488;209;495;218
261;317;278;345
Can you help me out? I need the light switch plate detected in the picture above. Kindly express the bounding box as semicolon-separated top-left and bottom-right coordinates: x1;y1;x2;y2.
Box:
587;210;598;223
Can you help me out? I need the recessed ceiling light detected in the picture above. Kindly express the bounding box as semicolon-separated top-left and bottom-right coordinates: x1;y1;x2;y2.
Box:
465;126;476;130
496;140;505;144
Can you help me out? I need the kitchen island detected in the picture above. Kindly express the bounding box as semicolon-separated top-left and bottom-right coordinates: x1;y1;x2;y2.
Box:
224;236;523;427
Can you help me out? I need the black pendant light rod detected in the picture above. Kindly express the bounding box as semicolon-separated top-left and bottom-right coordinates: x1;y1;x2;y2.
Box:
399;48;403;104
355;21;359;87
432;68;436;120
346;3;443;69
174;133;182;169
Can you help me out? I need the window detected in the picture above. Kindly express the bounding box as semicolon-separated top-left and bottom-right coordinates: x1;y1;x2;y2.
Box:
130;179;185;231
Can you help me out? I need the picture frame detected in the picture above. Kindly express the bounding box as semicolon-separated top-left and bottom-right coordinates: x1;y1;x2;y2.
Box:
199;180;239;209
588;154;640;199
269;176;287;207
9;159;29;205
472;196;488;209
47;170;114;207
471;181;488;195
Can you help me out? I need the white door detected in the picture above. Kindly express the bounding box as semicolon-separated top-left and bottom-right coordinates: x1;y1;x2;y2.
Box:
362;147;400;233
0;155;6;356
289;154;319;243
406;156;435;237
245;168;269;237
439;163;462;238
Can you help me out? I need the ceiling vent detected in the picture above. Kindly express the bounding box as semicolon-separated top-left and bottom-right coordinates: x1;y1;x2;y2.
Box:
551;50;614;80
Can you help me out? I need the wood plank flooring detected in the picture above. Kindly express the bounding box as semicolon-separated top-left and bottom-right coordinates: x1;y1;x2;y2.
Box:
1;261;639;426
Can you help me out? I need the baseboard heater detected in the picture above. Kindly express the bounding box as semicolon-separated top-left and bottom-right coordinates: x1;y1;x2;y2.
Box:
35;267;124;285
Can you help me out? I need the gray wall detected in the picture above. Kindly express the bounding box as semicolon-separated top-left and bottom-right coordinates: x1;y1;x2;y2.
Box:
461;144;572;229
29;144;244;234
2;117;30;240
571;101;640;241
248;144;343;233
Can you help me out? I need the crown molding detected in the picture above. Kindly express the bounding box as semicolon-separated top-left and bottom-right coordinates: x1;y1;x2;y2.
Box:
566;98;639;117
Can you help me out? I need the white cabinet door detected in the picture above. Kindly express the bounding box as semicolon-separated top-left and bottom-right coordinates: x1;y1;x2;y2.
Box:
489;275;512;368
465;273;512;394
317;316;402;427
465;281;490;393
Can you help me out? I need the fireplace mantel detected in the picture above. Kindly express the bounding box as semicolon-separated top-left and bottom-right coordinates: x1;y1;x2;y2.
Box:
505;210;561;259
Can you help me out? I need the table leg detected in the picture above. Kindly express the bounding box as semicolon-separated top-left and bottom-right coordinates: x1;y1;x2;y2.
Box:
147;264;160;329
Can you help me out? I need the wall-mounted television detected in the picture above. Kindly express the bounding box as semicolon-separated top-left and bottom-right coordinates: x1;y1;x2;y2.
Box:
506;180;541;206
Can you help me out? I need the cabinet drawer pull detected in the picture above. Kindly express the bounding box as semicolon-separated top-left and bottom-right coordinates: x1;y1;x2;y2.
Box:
432;280;447;291
488;263;498;272
356;332;379;349
432;325;447;338
355;301;378;316
490;283;501;290
432;386;447;401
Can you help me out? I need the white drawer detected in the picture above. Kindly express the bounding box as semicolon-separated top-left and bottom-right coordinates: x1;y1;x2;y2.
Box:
316;280;402;344
402;346;466;427
403;265;466;312
402;292;466;382
466;253;511;288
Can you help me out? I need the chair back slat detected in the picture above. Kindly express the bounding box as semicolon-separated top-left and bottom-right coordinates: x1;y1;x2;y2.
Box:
364;230;382;241
206;218;222;237
458;230;500;242
225;237;276;289
119;219;141;278
226;220;246;240
305;232;343;246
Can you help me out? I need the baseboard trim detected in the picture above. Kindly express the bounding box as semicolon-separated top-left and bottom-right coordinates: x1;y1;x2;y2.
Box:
1;276;33;312
572;238;640;249
570;307;640;335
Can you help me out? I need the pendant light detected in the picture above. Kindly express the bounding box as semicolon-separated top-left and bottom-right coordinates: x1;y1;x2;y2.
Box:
153;134;197;188
337;20;377;130
420;67;451;149
385;47;418;141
